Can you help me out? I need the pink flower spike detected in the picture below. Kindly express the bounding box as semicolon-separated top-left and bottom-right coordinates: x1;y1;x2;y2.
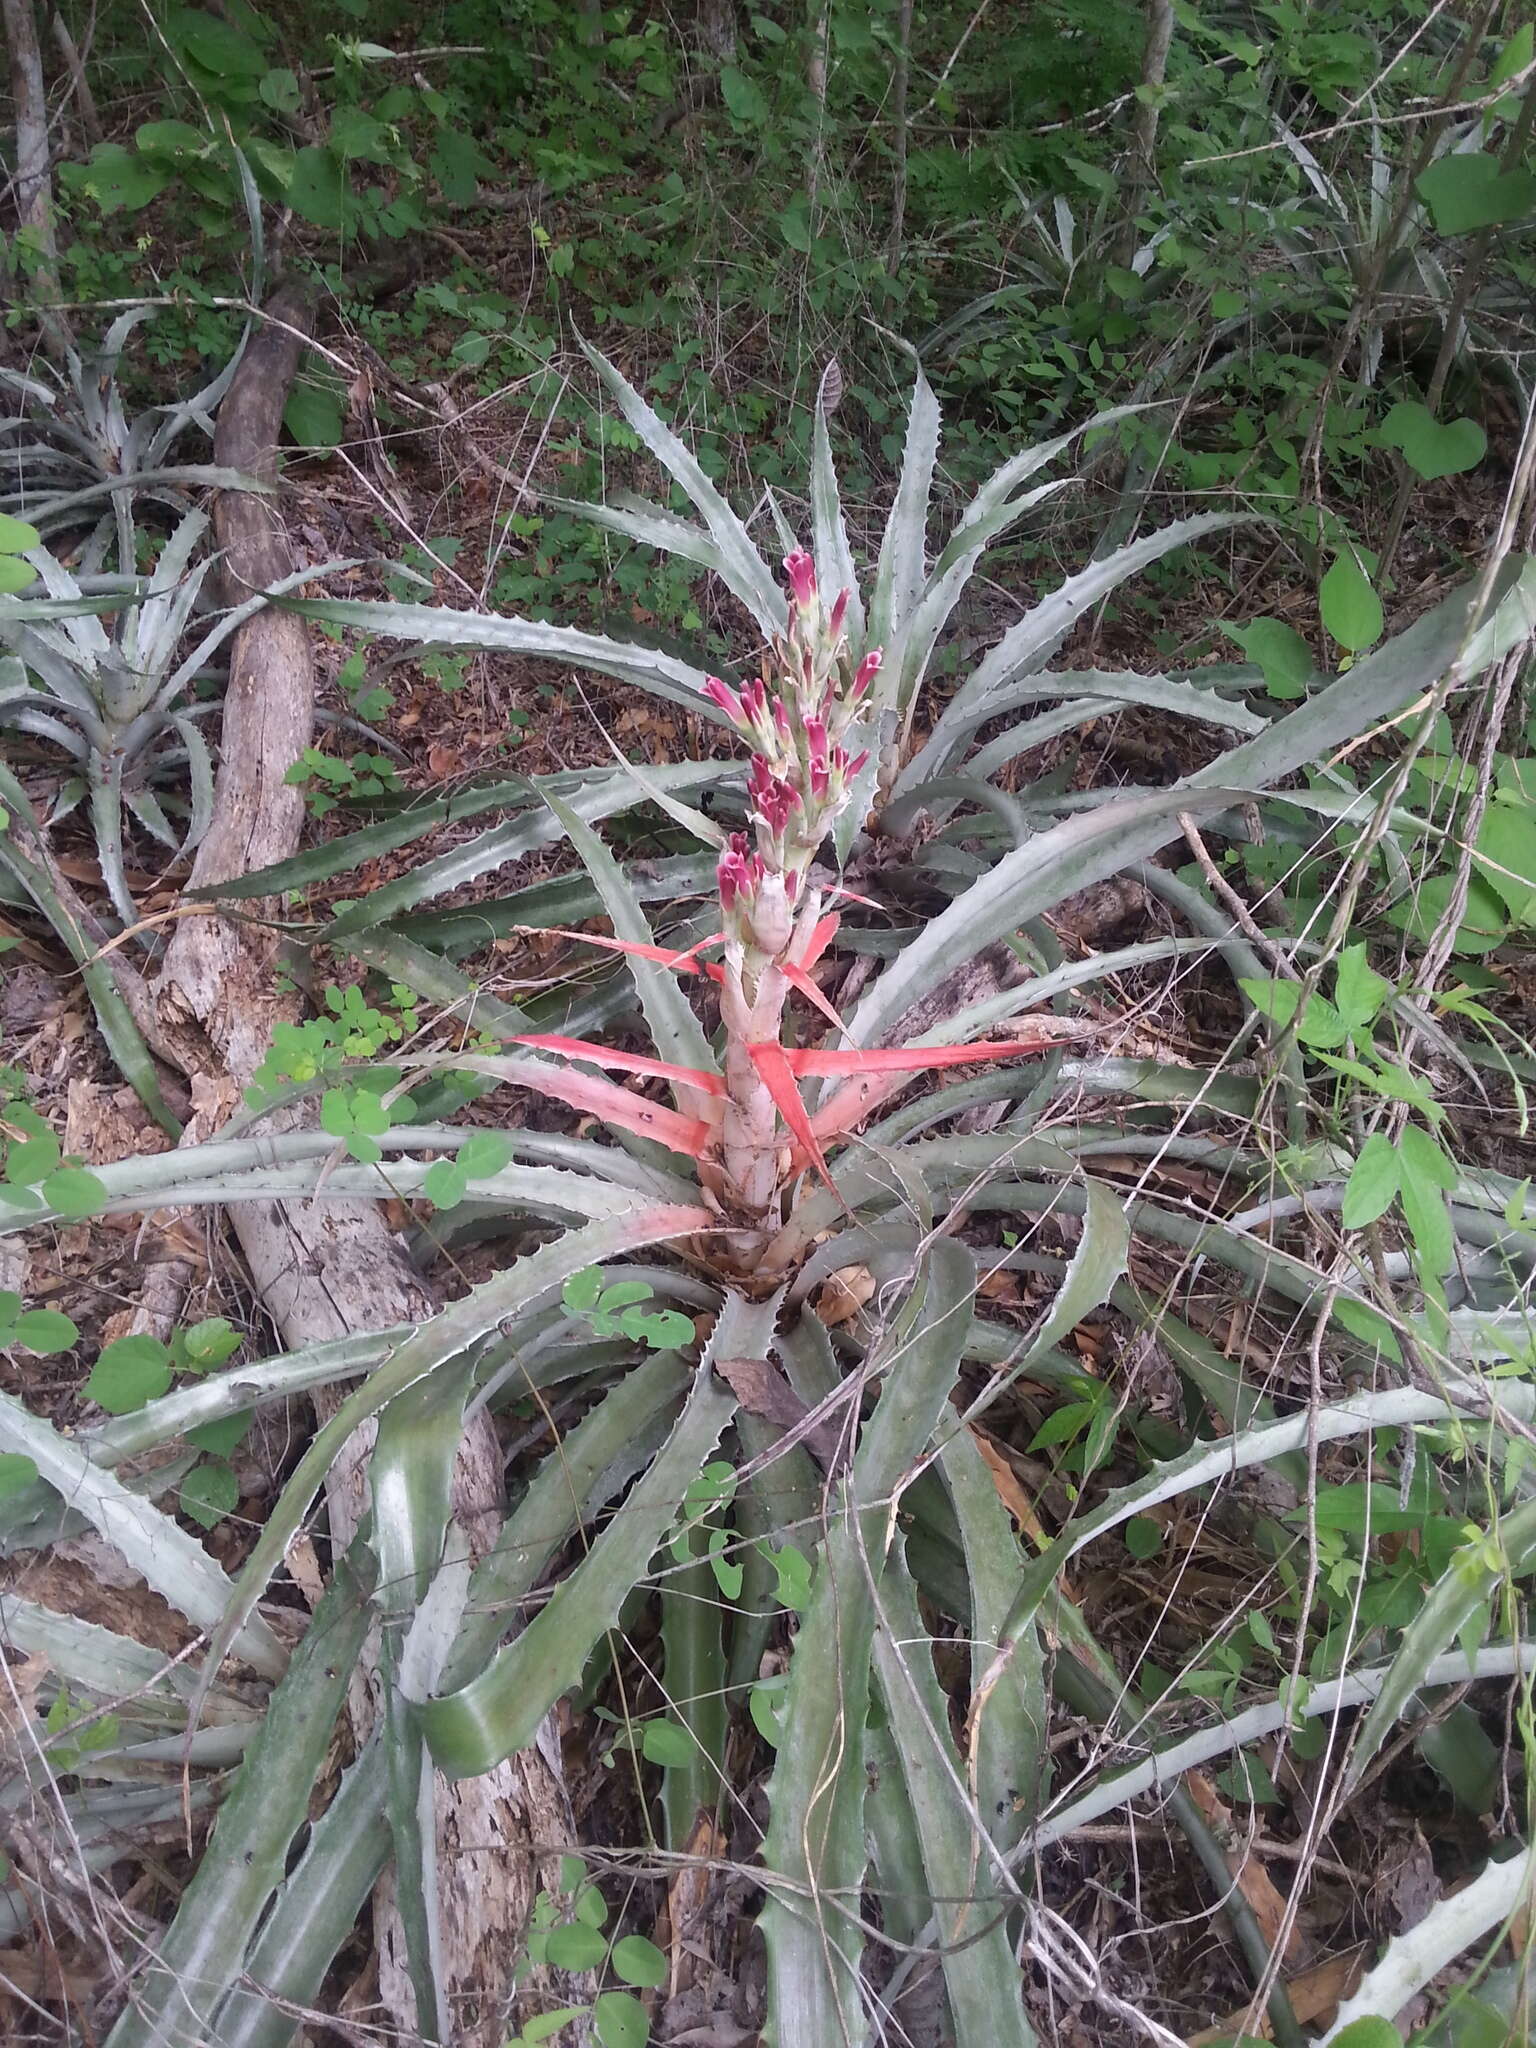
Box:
846;748;870;778
852;648;884;701
829;586;850;637
784;550;817;608
704;676;743;722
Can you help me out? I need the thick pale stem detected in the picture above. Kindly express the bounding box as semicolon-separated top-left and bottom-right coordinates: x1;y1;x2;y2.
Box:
720;958;790;1218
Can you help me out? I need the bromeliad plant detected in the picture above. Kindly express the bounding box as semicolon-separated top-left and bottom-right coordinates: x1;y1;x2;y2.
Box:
0;508;354;934
6;433;1536;2043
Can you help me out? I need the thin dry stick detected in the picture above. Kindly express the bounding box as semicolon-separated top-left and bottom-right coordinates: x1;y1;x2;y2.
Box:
884;0;915;274
914;0;992;121
1178;811;1300;981
1115;0;1176;268
49;8;100;141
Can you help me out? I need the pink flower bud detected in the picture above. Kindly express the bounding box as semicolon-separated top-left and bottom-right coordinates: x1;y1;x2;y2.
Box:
773;698;791;737
704;676;743;722
852;649;883;701
846;748;869;778
783;550;817;609
716;832;763;915
828;586;850;638
748;756;799;835
804;715;828;767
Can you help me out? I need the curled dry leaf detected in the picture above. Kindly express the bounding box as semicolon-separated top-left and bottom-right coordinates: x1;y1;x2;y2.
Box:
1186;1767;1305;1963
815;1263;875;1327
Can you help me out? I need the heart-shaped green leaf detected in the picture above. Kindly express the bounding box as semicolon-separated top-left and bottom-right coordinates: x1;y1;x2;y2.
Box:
1377;400;1487;480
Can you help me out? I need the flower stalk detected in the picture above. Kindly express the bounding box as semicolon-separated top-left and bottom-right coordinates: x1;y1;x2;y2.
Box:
708;552;871;1219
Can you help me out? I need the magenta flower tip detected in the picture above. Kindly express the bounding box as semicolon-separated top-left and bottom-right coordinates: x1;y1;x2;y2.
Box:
783;550;817;607
828;586;851;637
852;648;884;700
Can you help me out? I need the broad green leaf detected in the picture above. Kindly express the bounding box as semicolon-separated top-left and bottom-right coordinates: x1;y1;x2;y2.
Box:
1472;802;1536;922
1125;1516;1163;1558
1321;554;1383;652
284;382;346;449
182;15;266;78
8;1307;78;1353
68;140;170;212
544;1922;607;1971
180;1458;239;1529
1416;151;1536;235
1343;1133;1400;1228
287;145;347;228
594;1992;650;2048
0;1451;39;1496
720;64;770;125
1225;616;1313;699
1491;22;1534;89
0;514;40;551
1293;1482;1427;1535
1334;943;1390;1030
1377;401;1486;481
84;1335;174;1413
611;1934;667;1989
640;1717;695;1766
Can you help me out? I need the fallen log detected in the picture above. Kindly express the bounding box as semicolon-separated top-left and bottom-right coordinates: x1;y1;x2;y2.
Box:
154;281;572;2047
